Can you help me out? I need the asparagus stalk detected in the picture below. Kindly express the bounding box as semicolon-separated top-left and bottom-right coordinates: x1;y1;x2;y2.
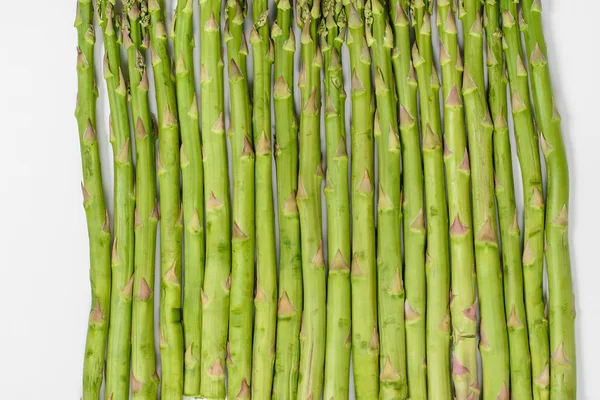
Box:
345;0;379;396
321;2;351;399
97;2;136;399
460;1;510;398
437;2;478;398
520;1;576;397
272;1;303;397
412;1;452;398
485;1;532;399
500;3;549;399
75;2;111;397
172;0;205;395
224;0;255;398
368;0;407;397
123;1;160;398
250;5;278;398
199;0;231;396
148;1;184;398
296;1;326;398
389;2;427;397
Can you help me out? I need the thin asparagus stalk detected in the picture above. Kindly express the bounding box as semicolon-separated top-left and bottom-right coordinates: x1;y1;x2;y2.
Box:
250;4;278;398
173;0;205;395
148;1;183;398
520;1;576;397
123;1;159;398
225;0;255;397
296;0;326;398
369;0;407;397
437;2;478;398
321;1;351;398
412;1;452;398
389;2;427;397
345;0;379;396
97;2;135;399
75;1;111;397
460;1;510;398
499;3;549;399
485;1;532;399
272;0;303;397
199;0;231;396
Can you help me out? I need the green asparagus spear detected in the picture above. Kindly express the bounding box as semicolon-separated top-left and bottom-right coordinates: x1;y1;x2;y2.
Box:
321;1;351;399
173;0;206;395
199;0;231;396
389;2;427;397
520;0;576;397
485;1;532;399
345;0;379;396
123;1;159;398
250;4;278;398
438;2;478;398
224;1;255;399
412;1;452;398
75;1;111;397
296;1;326;398
272;1;303;397
460;1;510;398
97;2;135;399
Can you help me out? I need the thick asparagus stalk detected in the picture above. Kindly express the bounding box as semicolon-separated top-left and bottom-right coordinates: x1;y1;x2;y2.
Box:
172;0;205;396
148;1;184;398
389;2;427;397
250;4;278;398
199;0;231;396
296;1;326;398
224;1;255;399
520;1;576;397
97;2;135;399
321;2;351;399
123;1;159;398
345;0;379;396
75;2;111;397
272;1;303;397
369;0;407;397
500;3;549;399
485;1;532;399
460;1;509;398
412;1;452;398
437;2;478;398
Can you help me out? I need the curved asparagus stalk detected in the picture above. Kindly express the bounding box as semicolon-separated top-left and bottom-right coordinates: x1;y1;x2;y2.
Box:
148;1;184;398
437;2;478;398
500;3;549;399
296;1;326;398
272;1;303;397
321;2;351;399
123;1;159;398
345;0;379;396
460;1;509;398
97;2;135;399
412;1;452;398
173;0;205;396
484;1;532;399
225;0;255;398
369;0;407;397
199;0;231;396
250;4;278;398
389;2;427;397
75;2;111;398
520;1;576;397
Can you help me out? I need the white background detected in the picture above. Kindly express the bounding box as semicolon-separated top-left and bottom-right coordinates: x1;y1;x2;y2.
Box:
0;0;598;398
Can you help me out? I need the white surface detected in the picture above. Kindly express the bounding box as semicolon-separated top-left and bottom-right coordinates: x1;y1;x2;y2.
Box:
0;0;598;398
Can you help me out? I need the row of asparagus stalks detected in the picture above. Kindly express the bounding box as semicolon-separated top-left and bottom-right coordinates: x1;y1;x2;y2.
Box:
75;0;575;398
